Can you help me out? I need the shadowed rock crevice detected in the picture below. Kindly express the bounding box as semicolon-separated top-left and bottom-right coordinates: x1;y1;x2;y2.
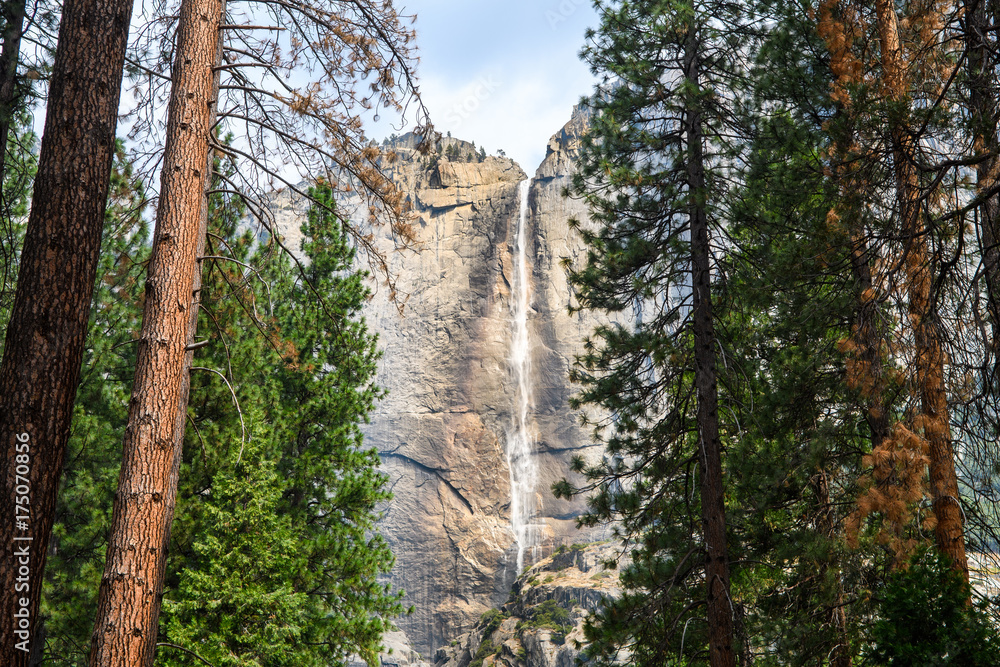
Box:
381;451;475;515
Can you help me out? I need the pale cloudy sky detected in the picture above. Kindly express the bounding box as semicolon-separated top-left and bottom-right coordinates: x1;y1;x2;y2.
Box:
372;0;600;174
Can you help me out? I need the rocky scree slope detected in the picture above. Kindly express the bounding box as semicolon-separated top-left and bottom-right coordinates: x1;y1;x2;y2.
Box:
433;542;625;667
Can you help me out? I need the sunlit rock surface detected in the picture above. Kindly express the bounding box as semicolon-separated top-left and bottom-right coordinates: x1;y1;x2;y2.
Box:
272;108;609;660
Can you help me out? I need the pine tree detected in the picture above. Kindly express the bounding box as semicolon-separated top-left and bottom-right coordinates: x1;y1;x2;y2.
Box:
809;0;972;582
874;0;967;580
159;180;401;666
89;0;225;660
717;4;901;663
726;95;875;667
91;1;425;661
869;550;1000;666
558;1;751;663
39;168;403;665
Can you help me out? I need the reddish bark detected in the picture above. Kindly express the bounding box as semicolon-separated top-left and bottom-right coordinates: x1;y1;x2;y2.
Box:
874;0;969;580
88;0;224;663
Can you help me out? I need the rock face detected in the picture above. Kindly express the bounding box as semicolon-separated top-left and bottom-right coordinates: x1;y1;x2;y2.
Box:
521;106;606;549
362;138;531;659
269;108;607;661
433;542;626;667
362;110;608;660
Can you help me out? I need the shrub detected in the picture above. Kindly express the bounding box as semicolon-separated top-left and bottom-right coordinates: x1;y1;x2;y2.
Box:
868;549;1000;666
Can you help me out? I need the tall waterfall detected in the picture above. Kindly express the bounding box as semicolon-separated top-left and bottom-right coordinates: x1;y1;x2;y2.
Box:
507;178;538;573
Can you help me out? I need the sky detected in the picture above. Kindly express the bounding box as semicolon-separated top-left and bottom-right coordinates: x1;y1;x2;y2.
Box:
370;0;600;174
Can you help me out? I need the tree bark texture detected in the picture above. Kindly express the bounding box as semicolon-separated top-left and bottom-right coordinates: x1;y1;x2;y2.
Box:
685;23;736;667
874;0;969;580
89;0;223;663
0;0;133;663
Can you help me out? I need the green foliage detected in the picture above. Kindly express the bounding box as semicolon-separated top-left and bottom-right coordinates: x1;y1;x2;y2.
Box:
524;600;572;634
40;150;402;666
468;638;495;667
479;608;507;637
565;0;891;665
466;608;514;667
162;418;314;667
160;178;402;666
715;1;922;662
868;551;1000;666
721;86;879;667
0;109;38;336
553;543;586;556
564;0;750;663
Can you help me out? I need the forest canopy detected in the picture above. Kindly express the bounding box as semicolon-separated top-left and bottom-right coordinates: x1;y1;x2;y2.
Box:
2;0;1000;666
556;0;1000;664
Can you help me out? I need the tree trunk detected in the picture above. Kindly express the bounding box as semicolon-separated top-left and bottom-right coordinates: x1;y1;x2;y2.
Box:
814;470;852;667
685;22;736;667
848;226;891;452
0;0;25;180
0;0;133;663
874;0;969;580
965;0;1000;384
88;0;223;663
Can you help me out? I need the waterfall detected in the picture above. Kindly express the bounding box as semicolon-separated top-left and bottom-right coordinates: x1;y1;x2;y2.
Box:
507;178;538;573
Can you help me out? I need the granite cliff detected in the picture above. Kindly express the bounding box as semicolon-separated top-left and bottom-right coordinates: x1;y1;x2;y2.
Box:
270;106;613;662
